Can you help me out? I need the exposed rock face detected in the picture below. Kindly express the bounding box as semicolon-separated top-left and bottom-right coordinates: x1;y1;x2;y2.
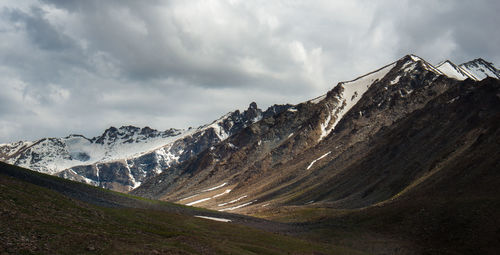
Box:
131;55;499;214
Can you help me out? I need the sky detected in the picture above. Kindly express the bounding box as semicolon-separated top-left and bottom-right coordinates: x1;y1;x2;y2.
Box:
0;0;499;143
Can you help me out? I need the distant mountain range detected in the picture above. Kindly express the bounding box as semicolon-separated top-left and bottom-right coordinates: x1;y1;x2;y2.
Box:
1;55;498;195
0;101;291;191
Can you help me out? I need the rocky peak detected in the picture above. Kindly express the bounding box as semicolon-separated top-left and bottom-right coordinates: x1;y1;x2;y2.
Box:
462;58;489;67
243;102;262;122
248;101;257;109
262;104;293;119
459;58;500;80
92;125;168;145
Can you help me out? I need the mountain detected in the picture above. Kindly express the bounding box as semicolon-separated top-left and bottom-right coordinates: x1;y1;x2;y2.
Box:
0;103;291;192
131;54;499;212
459;58;500;80
273;77;500;254
436;60;477;80
0;126;183;175
2;54;499;254
1;54;498;195
128;55;500;254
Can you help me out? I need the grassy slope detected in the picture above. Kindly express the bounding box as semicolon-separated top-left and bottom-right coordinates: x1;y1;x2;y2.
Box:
0;162;363;255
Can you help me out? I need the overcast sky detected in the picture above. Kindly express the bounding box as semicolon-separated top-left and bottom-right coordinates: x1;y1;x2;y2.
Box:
0;0;499;143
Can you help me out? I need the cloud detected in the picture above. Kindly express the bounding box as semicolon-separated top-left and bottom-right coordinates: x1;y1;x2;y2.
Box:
0;0;499;143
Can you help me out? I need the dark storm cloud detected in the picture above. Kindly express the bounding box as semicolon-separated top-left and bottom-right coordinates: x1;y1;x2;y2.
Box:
0;0;499;143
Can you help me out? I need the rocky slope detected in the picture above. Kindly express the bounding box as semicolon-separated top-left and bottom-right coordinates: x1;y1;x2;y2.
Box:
291;77;500;254
132;54;499;214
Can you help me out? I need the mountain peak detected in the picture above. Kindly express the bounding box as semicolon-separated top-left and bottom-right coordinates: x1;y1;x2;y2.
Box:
459;58;500;80
398;54;423;64
248;102;258;110
408;54;423;62
467;58;488;64
434;60;476;81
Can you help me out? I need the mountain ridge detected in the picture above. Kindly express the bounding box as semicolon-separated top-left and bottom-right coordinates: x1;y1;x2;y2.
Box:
0;102;292;191
1;54;498;193
1;54;499;254
131;54;498;213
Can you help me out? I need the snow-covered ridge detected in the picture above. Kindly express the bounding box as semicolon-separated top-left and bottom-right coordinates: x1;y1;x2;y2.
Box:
436;60;479;81
310;54;498;143
1;101;275;178
409;54;443;75
0;126;187;175
408;55;498;81
459;58;500;80
318;62;396;141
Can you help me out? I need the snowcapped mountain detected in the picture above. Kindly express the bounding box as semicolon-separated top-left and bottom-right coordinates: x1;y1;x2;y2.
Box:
1;54;498;194
434;58;500;81
132;54;499;213
0;103;291;191
0;127;184;175
436;60;477;80
459;58;500;80
2;54;499;255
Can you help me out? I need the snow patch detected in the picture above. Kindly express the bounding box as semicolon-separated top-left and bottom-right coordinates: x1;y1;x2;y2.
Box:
318;63;395;141
390;75;400;85
194;216;231;222
307;151;331;170
218;202;254;212
318;111;332;141
218;195;248;207
202;182;227;192
252;115;263;122
186;197;211;206
213;189;231;198
447;96;460;104
180;194;200;201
